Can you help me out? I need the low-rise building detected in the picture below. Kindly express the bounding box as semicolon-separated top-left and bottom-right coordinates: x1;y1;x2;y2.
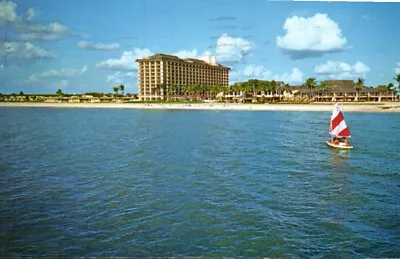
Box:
292;80;397;102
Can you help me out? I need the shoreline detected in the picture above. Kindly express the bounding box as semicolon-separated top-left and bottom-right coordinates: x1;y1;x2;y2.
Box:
1;102;400;112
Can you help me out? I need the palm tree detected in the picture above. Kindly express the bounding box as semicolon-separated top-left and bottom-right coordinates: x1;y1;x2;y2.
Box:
155;85;162;100
119;84;125;96
269;80;277;101
303;77;317;99
112;86;119;97
316;81;328;101
56;88;64;97
394;73;400;101
318;81;327;89
186;85;195;100
355;77;364;101
394;73;400;87
387;82;395;101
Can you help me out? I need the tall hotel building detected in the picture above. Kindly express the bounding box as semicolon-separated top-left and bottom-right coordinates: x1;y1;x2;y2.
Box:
136;53;230;101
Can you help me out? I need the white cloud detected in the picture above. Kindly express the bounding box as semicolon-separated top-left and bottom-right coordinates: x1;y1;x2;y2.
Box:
174;49;222;66
232;65;303;84
97;47;222;72
23;66;88;83
0;0;19;25
19;22;76;41
229;70;241;82
216;33;254;63
26;8;37;21
243;65;272;79
96;48;152;70
1;1;77;41
173;49;198;59
276;13;347;59
173;49;218;63
78;41;120;51
314;60;370;79
0;1;37;26
107;71;136;84
1;42;56;64
395;62;400;74
353;61;370;74
106;72;135;92
273;68;304;83
201;50;212;57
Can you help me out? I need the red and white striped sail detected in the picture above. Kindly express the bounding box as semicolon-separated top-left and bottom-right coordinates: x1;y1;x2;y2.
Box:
329;102;351;138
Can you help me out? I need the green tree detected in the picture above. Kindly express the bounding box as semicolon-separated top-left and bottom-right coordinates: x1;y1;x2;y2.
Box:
246;79;255;100
394;73;400;100
282;83;292;95
387;82;394;91
56;88;64;97
387;82;395;101
303;77;317;99
376;85;387;92
318;81;327;89
266;80;276;101
168;84;180;101
112;86;119;97
19;91;24;95
119;84;125;96
394;73;400;87
355;77;364;100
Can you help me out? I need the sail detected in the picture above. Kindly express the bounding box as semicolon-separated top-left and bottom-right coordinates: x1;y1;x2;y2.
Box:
329;102;351;138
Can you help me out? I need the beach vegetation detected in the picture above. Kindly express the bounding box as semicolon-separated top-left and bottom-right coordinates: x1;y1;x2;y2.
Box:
165;84;228;101
84;92;104;98
394;73;400;99
387;82;394;91
394;73;400;86
56;89;64;97
387;82;396;101
355;77;364;100
270;80;278;98
119;84;125;96
112;86;119;97
318;81;327;89
303;77;317;99
283;83;292;93
2;75;399;104
229;79;286;102
376;85;387;91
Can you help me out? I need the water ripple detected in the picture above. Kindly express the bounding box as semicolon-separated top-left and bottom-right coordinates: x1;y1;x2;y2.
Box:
1;108;399;257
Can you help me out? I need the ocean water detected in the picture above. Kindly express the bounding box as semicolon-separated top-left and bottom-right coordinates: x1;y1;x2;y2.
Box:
0;107;399;258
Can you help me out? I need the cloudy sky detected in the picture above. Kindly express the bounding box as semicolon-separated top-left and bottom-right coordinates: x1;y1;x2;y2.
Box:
1;0;400;94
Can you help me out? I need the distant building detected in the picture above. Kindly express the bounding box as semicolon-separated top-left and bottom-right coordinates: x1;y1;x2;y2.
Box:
292;80;397;102
136;53;230;101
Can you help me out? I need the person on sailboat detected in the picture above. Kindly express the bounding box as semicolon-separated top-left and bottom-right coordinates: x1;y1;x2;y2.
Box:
333;138;339;145
326;100;353;149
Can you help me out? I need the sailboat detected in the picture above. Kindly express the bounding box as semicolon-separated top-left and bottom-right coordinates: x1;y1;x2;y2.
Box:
326;102;354;150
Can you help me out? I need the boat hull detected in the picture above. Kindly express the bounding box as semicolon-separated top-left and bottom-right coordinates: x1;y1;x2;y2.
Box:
325;141;353;150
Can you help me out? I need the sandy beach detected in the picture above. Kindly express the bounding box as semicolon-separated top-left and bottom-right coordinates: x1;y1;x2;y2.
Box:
1;102;400;112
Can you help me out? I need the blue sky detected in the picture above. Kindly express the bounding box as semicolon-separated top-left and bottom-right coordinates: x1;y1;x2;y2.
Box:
1;0;400;94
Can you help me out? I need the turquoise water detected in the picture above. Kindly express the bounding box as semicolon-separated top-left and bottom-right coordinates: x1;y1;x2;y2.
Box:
1;107;399;257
